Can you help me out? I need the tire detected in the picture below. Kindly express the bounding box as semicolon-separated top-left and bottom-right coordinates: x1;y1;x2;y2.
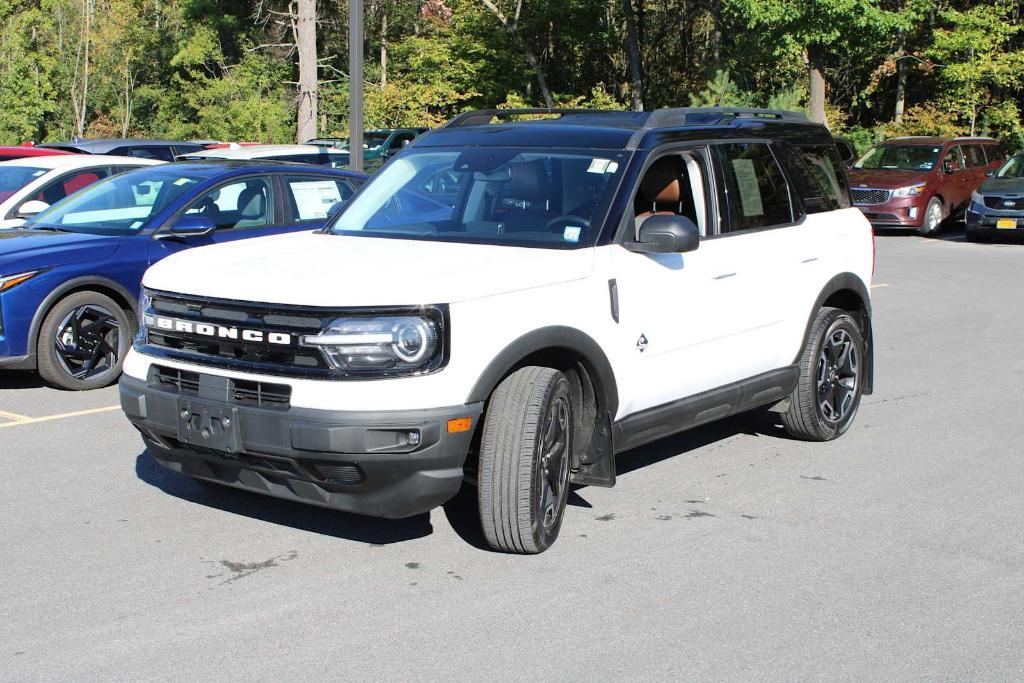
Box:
919;197;945;236
478;366;573;554
36;291;133;391
782;307;865;442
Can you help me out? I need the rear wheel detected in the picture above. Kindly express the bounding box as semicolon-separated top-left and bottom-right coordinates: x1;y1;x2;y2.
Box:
919;197;944;236
782;307;865;442
36;291;132;390
478;367;573;554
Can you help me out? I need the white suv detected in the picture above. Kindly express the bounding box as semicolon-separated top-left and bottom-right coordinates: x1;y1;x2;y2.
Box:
120;108;875;553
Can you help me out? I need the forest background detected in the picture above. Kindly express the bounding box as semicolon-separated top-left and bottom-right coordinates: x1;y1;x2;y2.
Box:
1;0;1022;152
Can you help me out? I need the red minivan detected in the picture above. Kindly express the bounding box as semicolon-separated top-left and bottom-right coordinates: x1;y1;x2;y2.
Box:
847;137;1004;235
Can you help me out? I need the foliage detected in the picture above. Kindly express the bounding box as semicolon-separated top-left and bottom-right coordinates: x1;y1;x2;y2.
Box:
0;0;1020;149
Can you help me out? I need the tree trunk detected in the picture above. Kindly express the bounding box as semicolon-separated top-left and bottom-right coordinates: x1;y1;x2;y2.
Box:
805;45;826;126
295;0;318;143
894;29;906;123
480;0;554;108
380;0;388;89
77;0;91;137
621;0;644;111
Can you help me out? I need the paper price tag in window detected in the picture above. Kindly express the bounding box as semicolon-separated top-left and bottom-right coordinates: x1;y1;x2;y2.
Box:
563;226;582;242
587;158;611;174
290;181;343;220
731;158;764;217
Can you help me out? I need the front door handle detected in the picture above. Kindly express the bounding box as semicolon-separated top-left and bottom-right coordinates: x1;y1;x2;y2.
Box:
713;272;736;280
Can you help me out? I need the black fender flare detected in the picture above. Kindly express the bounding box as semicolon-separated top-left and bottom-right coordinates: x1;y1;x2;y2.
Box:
466;326;620;417
26;276;139;355
798;272;874;395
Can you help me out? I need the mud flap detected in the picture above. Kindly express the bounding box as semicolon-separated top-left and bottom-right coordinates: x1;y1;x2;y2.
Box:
570;411;616;487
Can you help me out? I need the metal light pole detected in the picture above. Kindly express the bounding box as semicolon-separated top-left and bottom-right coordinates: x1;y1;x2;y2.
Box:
348;0;364;172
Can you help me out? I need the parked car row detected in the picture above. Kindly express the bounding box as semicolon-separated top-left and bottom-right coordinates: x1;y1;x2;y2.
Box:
847;135;1023;237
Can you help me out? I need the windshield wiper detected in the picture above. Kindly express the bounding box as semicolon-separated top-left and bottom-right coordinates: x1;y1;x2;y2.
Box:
28;224;73;233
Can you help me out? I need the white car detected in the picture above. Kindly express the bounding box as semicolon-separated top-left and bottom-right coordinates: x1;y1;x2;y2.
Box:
120;108;875;554
177;144;348;168
0;155;164;229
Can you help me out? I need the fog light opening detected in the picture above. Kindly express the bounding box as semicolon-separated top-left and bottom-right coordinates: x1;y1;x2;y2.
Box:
908;206;919;219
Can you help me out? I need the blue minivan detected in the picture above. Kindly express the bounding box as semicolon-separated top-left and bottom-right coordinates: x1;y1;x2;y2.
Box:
0;161;366;389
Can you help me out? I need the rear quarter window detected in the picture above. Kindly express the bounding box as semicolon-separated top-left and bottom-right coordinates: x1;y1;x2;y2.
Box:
785;144;851;214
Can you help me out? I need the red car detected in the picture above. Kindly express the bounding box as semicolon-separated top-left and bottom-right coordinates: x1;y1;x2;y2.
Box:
848;136;1004;235
0;144;72;162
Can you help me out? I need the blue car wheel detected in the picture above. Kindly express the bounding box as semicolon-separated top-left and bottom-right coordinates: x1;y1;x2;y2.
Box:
35;291;133;390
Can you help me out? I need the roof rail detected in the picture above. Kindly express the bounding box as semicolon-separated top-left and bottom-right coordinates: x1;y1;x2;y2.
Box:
443;108;601;128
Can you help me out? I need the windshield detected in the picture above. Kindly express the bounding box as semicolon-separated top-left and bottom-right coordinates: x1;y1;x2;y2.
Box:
0;165;47;203
855;144;942;171
24;168;206;235
996;154;1024;179
327;147;627;248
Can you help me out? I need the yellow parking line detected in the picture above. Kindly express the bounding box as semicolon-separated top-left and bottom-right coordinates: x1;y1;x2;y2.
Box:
871;283;890;288
0;409;31;421
0;405;120;429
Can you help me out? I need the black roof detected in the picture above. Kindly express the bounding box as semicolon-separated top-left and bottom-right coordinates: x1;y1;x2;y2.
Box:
412;107;830;151
38;138;204;154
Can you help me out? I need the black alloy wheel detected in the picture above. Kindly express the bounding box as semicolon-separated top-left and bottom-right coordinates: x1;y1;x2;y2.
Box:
36;291;133;390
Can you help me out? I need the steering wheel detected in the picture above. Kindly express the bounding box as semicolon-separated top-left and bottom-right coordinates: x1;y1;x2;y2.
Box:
544;214;591;233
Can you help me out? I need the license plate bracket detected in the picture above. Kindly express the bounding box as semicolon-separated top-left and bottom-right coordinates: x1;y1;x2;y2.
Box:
996;218;1018;230
177;399;241;453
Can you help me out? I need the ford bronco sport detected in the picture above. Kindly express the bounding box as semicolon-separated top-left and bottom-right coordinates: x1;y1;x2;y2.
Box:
120;108;875;553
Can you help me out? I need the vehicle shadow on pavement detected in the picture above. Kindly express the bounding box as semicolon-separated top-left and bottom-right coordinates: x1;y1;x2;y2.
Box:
134;450;434;545
615;410;786;478
0;371;45;389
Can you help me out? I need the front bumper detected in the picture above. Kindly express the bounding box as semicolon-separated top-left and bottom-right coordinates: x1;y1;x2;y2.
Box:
966;204;1024;235
855;195;926;228
120;373;483;518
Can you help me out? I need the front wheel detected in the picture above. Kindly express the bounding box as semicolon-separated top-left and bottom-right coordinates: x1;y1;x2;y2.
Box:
782;307;865;441
35;291;132;390
478;367;573;554
919;197;945;236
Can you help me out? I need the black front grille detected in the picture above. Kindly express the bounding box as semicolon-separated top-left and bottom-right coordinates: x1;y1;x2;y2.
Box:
143;291;335;376
151;365;292;409
232;379;292;408
851;188;891;205
983;195;1024;210
313;463;364;485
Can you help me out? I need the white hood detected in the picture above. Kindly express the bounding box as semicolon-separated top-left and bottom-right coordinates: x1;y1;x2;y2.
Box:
143;231;595;306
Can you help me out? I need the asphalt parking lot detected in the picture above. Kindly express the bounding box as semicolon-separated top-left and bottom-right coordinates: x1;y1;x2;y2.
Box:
2;227;1023;680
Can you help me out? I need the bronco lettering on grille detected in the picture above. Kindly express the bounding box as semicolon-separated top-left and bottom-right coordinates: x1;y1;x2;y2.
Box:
144;315;293;346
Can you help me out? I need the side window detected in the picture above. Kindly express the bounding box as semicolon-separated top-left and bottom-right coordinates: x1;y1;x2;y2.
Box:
942;146;964;173
284;175;355;222
964;145;987;168
36;167;111;204
786;144;851;214
716;142;793;232
184;178;273;230
632;149;712;237
983;144;1005;164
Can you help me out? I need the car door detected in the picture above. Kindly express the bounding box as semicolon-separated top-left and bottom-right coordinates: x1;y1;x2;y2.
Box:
149;175;295;262
941;145;969;209
609;145;773;416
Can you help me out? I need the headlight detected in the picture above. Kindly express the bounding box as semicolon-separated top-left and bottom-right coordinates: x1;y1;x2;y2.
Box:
136;289;153;338
0;270;41;292
971;190;984;205
892;184;927;197
302;313;445;376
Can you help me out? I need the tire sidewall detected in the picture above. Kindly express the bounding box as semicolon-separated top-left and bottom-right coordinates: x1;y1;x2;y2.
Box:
810;312;865;438
36;291;132;391
921;197;944;236
528;375;573;552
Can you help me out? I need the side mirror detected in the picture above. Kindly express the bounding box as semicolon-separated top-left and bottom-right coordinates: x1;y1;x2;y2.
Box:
627;214;701;254
16;199;50;218
944;162;960;175
164;214;216;239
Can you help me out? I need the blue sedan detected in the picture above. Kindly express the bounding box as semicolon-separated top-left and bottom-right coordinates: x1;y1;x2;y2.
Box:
0;161;366;389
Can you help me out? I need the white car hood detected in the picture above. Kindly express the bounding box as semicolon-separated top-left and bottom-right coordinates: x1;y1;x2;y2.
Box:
143;231;595;306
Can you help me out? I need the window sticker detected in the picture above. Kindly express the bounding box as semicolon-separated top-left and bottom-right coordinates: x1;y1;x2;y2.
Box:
731;158;764;217
606;161;619;174
290;180;344;220
173;177;192;186
587;158;611;174
563;225;582;242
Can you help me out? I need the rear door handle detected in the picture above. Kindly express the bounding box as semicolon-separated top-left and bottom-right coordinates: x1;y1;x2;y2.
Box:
713;272;736;280
800;257;819;264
